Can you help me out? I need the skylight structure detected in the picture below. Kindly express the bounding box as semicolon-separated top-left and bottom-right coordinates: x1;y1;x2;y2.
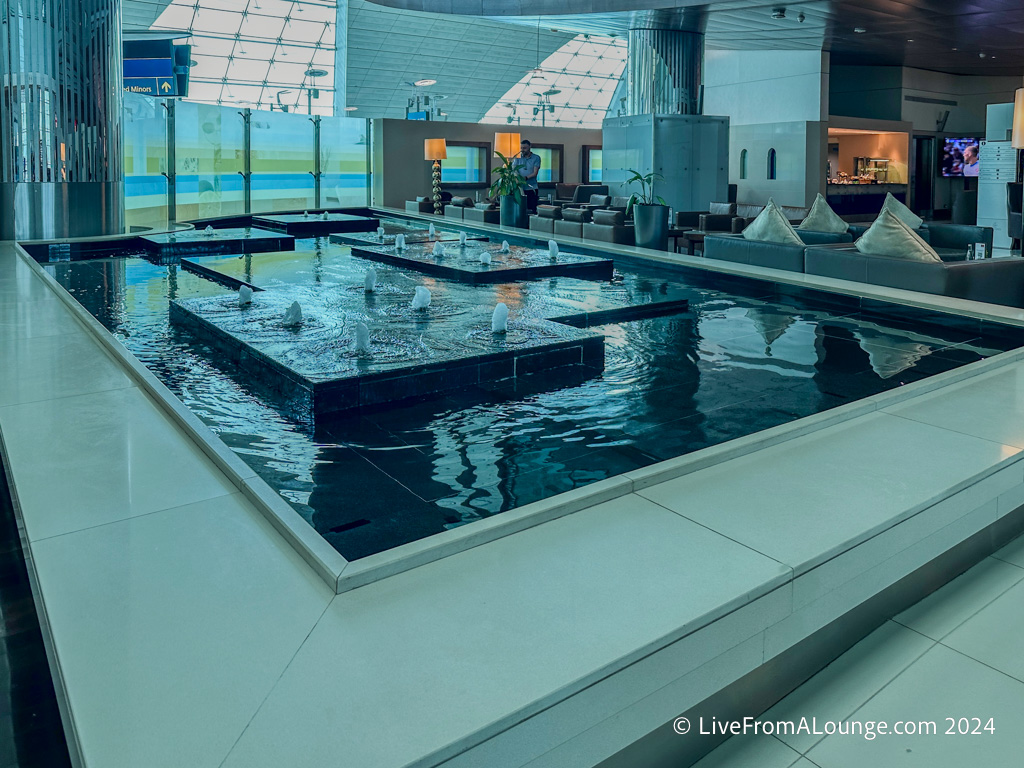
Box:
481;34;627;128
149;0;338;115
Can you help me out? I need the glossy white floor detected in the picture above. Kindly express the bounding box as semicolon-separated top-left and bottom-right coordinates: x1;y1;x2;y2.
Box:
693;535;1024;767
5;233;1024;768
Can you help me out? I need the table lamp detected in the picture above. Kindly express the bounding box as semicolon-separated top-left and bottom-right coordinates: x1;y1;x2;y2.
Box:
493;132;521;160
424;138;447;215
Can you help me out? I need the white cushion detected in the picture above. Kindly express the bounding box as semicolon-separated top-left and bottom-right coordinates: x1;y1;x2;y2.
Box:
855;209;941;262
881;192;923;230
742;199;804;246
798;193;848;234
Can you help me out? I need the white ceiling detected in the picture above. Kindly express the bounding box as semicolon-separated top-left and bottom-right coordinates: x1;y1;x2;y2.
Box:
344;0;574;121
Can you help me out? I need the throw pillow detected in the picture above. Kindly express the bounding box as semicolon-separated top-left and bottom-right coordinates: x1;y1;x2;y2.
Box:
855;209;940;262
798;193;848;234
742;199;804;245
881;192;923;230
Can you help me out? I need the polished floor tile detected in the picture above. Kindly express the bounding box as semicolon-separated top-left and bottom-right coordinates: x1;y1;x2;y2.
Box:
894;556;1024;640
765;621;933;754
691;733;802;768
0;298;85;340
31;493;334;768
941;579;1024;684
807;644;1024;767
0;387;237;540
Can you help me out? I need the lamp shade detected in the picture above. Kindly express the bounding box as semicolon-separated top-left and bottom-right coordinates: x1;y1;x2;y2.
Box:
1013;89;1024;149
424;138;447;161
494;132;521;158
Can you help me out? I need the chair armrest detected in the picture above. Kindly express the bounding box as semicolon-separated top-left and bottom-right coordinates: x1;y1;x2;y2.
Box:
700;213;735;232
923;223;994;253
675;211;705;228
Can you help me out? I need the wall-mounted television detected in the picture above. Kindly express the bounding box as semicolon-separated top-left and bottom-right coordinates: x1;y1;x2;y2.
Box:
941;137;981;177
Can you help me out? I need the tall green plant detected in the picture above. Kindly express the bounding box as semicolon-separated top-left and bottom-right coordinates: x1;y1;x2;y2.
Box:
624;169;666;217
490;151;528;203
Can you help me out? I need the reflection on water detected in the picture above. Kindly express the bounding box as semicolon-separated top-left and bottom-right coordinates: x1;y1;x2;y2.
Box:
47;233;1021;560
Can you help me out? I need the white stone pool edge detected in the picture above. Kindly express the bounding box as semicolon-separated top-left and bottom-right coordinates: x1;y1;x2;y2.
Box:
12;235;1024;595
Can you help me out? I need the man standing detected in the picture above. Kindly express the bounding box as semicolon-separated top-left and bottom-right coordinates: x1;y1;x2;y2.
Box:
512;139;541;213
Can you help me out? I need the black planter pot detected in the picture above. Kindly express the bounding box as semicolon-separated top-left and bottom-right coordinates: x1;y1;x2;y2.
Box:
499;195;527;228
633;204;669;250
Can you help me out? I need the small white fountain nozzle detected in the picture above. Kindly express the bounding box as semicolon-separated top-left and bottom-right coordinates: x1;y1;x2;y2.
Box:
354;322;371;353
500;240;510;253
491;302;509;334
238;285;253;306
432;241;445;257
364;268;377;293
548;239;559;260
411;286;432;311
282;301;303;327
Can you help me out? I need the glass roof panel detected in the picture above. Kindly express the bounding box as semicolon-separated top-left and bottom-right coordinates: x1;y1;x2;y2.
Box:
482;34;625;129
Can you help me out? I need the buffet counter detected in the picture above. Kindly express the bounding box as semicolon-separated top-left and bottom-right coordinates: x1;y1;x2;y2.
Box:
826;183;908;219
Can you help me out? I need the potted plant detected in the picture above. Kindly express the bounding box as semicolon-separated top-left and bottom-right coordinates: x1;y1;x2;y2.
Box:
625;169;669;250
490;151;529;228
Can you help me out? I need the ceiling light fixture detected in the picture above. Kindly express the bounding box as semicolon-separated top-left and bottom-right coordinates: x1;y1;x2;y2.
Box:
771;8;786;20
344;106;358;111
798;12;805;22
413;79;437;87
854;27;866;33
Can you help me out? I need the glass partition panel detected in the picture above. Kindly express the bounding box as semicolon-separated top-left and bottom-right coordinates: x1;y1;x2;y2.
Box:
123;93;169;230
320;116;371;208
250;111;315;213
174;101;246;220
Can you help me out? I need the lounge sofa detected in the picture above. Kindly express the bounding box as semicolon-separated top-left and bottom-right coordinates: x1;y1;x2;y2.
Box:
804;245;1024;307
405;196;433;214
731;203;809;233
583;209;635;245
529;204;562;234
676;201;735;231
847;222;993;258
553;207;591;238
464;203;500;225
554;184;609;207
703;232;853;272
443;195;478;219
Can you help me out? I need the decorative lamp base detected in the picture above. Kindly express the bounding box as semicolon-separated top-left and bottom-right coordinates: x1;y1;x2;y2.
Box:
432;160;442;215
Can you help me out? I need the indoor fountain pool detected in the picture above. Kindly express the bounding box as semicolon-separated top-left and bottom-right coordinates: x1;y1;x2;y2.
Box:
46;220;1024;560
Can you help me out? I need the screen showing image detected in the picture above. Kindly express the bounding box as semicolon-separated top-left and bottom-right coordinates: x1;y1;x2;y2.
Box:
941;137;981;177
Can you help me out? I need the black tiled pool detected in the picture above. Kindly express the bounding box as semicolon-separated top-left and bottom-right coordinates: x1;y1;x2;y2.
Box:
47;221;1024;560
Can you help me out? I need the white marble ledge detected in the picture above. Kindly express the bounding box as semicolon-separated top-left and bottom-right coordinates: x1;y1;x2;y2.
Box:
218;495;791;768
638;410;1023;577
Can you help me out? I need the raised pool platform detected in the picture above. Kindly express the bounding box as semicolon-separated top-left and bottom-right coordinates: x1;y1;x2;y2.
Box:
8;229;1024;768
330;225;489;247
170;292;607;417
350;241;614;283
140;227;295;260
253;213;380;237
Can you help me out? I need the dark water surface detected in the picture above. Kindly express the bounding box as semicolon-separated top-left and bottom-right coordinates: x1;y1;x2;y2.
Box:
48;230;1024;560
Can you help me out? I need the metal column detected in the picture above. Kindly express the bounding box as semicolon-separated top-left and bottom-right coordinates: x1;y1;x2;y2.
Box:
0;0;125;239
626;29;704;116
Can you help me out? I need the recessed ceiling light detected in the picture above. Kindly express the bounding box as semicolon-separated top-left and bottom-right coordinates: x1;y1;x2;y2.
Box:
907;39;913;42
771;7;786;20
344;106;358;111
413;78;437;87
979;52;987;58
854;27;866;33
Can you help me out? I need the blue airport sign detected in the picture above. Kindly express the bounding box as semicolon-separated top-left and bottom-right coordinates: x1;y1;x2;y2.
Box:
124;58;175;79
124;77;176;96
